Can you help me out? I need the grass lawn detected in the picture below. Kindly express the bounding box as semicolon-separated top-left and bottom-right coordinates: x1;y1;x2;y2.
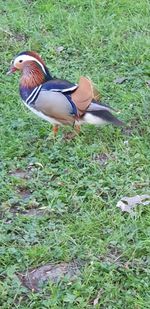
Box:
0;0;150;308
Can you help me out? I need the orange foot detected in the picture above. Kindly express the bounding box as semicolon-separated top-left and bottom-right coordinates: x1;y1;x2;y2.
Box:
53;125;59;137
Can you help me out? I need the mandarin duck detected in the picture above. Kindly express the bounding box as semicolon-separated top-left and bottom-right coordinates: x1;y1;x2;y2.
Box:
7;51;124;136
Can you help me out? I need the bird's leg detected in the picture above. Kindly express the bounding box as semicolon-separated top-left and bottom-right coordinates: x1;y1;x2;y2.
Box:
53;125;59;137
73;118;81;135
74;124;81;134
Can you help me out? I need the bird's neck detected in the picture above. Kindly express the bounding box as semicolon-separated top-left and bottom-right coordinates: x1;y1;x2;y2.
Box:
20;61;52;101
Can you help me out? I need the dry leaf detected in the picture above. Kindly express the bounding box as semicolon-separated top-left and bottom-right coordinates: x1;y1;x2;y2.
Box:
56;46;64;53
146;80;150;87
117;194;150;213
28;162;43;169
93;288;103;306
114;77;127;84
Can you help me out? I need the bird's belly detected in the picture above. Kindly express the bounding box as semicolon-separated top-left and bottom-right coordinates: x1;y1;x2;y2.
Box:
23;101;62;125
77;113;106;125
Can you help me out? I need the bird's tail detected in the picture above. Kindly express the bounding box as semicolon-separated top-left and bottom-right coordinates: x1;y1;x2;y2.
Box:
80;101;124;126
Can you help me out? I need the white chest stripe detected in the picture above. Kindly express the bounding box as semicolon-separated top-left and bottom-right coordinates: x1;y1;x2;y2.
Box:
26;86;38;103
26;85;42;105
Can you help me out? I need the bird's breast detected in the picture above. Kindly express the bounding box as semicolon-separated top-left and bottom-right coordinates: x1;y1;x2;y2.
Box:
20;85;36;102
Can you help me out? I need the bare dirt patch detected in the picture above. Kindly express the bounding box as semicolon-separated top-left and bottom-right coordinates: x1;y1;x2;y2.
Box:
17;260;82;292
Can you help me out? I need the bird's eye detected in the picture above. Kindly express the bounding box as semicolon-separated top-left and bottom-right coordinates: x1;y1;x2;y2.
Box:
19;60;23;63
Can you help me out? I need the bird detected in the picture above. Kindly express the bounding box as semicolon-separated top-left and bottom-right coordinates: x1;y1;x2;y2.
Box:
7;50;124;136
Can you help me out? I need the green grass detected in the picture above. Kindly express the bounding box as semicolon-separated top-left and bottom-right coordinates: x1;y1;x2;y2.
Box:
0;0;150;308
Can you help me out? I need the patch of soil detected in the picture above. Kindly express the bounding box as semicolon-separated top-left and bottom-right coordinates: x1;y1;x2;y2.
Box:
99;244;123;267
17;260;83;292
10;206;45;217
17;187;32;200
92;153;114;166
122;126;133;136
63;132;79;140
9;169;28;179
1;27;28;42
14;33;27;42
99;245;149;271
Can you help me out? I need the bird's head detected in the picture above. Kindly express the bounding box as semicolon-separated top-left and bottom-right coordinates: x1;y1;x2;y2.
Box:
7;50;52;77
7;51;52;87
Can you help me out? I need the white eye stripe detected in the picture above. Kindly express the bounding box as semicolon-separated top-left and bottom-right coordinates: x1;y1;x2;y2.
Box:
14;54;46;74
